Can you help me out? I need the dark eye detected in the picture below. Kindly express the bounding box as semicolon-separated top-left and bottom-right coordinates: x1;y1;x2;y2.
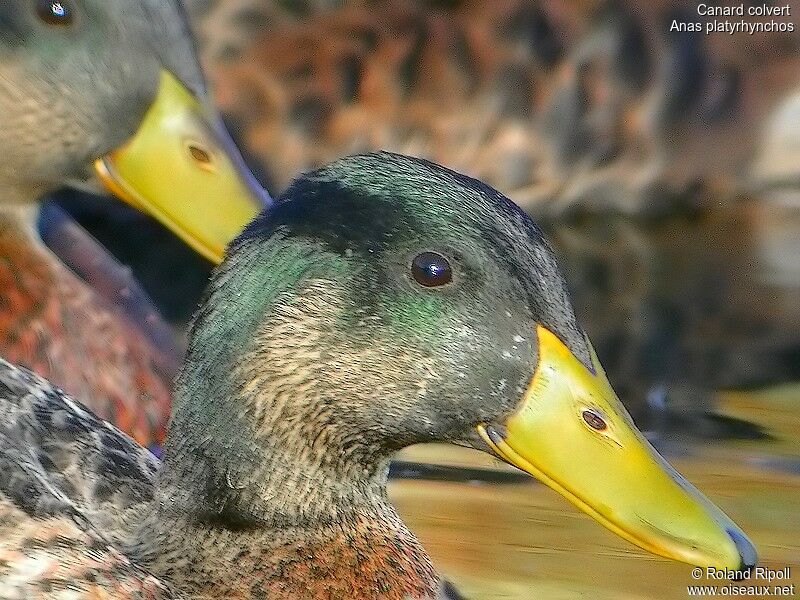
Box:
582;409;607;431
36;0;74;26
411;252;452;287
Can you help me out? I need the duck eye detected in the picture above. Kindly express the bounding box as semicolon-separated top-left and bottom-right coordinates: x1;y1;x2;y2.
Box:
36;0;74;25
411;252;452;287
582;409;607;431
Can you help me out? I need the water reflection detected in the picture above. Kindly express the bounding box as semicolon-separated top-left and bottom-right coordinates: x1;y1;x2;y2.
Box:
395;428;800;598
544;199;800;439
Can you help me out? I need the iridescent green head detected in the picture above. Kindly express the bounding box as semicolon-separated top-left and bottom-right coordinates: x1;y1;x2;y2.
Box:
166;152;755;573
175;152;589;455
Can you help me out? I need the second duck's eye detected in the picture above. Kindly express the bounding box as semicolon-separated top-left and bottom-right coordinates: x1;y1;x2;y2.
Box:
411;252;452;287
36;0;74;26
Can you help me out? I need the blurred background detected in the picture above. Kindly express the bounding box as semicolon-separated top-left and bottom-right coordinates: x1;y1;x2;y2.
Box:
46;1;799;597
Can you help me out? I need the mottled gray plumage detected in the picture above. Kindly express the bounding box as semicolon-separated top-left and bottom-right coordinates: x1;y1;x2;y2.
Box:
0;359;175;598
0;358;158;537
0;355;460;599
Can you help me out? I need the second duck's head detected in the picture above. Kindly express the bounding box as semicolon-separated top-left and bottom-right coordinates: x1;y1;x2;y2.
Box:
0;0;265;261
167;152;756;573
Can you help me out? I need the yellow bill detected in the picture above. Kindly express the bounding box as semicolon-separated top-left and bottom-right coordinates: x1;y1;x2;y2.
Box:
478;325;757;571
95;70;268;264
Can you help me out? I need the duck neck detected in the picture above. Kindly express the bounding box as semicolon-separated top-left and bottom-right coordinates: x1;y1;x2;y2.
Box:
133;397;437;599
0;202;66;364
131;386;437;600
155;411;398;528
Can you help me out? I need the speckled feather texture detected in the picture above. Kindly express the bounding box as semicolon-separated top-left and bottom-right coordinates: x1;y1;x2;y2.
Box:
0;359;463;599
0;358;176;598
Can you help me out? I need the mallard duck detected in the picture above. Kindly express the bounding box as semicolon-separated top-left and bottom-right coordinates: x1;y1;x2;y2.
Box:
0;0;268;446
0;153;756;598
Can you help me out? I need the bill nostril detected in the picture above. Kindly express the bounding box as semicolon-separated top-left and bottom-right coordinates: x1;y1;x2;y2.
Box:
581;409;607;431
726;527;757;573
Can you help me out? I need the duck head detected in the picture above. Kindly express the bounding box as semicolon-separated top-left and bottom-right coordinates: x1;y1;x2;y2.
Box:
0;0;266;261
167;152;755;572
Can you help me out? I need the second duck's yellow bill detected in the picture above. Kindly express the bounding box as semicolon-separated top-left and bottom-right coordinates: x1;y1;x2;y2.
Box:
478;326;757;572
95;70;268;264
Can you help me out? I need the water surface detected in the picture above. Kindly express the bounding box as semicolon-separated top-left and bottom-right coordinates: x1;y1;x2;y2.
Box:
393;385;800;599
